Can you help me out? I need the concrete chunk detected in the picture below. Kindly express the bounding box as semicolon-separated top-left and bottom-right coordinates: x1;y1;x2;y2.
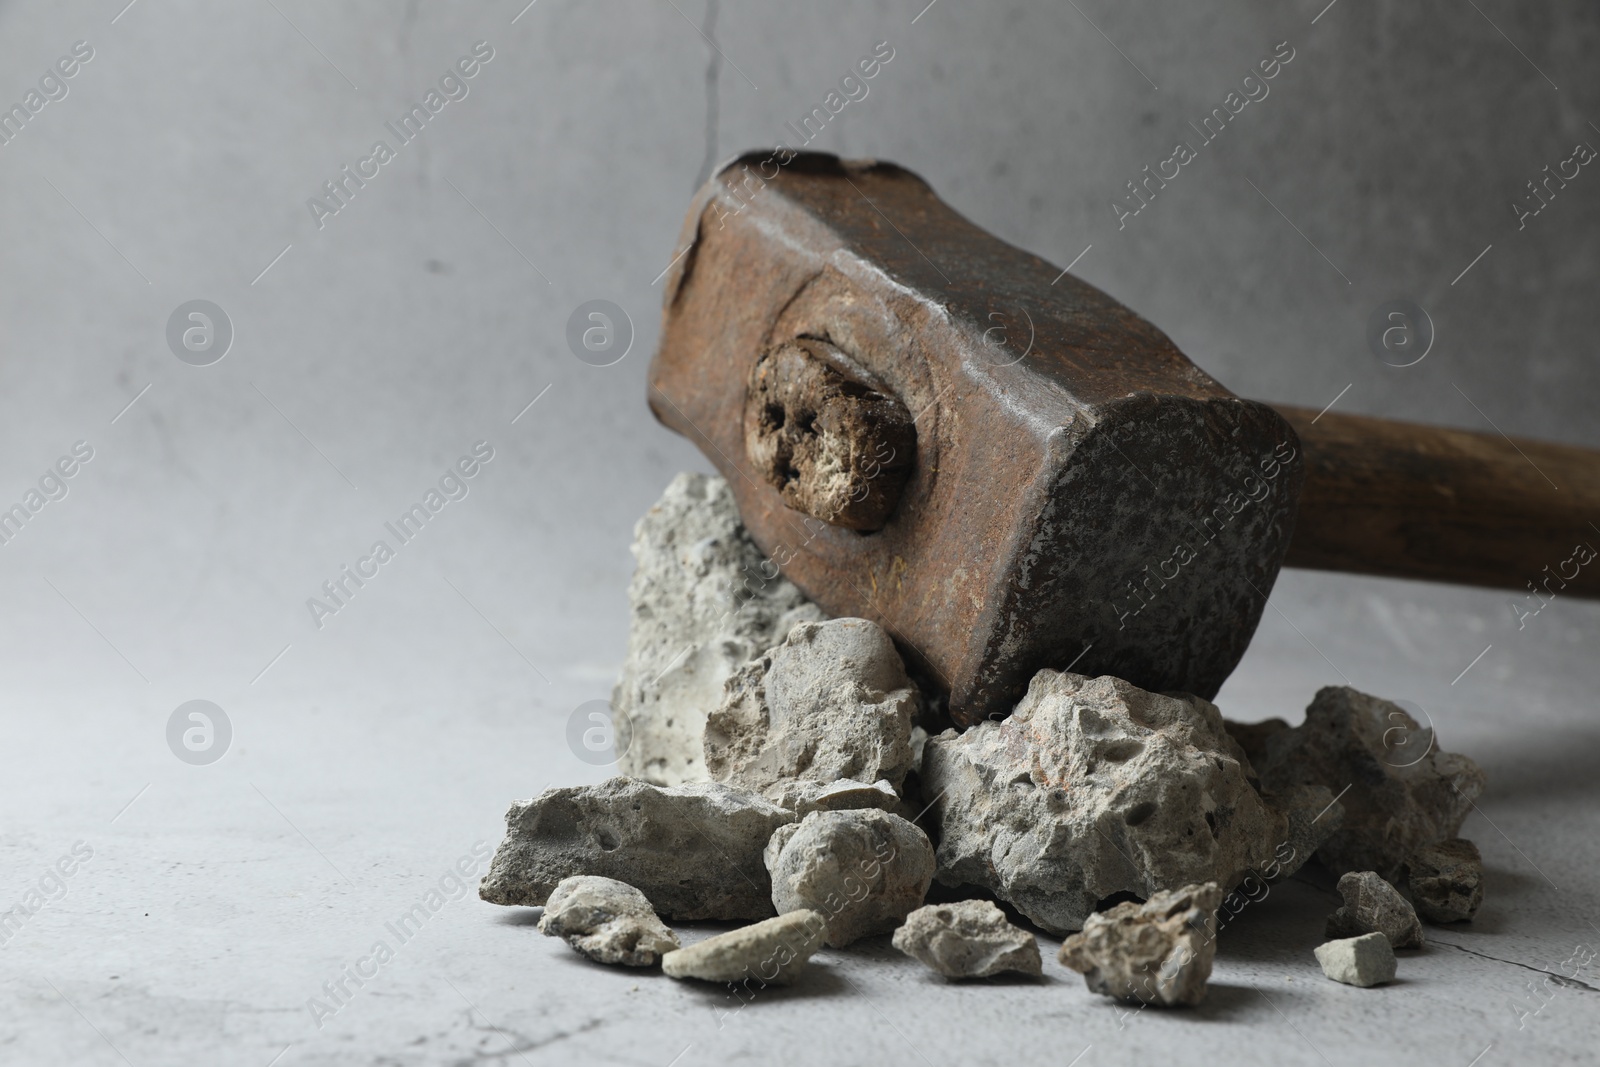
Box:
705;618;919;793
1058;883;1221;1007
1254;686;1486;881
764;809;935;947
479;778;795;921
1315;932;1397;987
923;671;1284;933
1326;871;1424;949
614;473;823;786
1406;838;1483;923
661;911;827;986
537;876;679;967
892;900;1042;979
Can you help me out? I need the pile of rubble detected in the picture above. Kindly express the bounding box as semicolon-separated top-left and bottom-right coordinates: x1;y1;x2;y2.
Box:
479;474;1489;1004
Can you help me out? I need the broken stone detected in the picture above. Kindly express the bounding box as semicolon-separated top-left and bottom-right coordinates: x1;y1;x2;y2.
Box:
661;910;827;986
763;778;912;820
1326;871;1424;948
1267;784;1344;882
1314;932;1397;987
764;809;936;947
479;778;795;921
922;671;1284;934
536;876;680;967
614;473;825;786
1221;722;1343;883
892;900;1042;979
1405;838;1484;923
1058;882;1221;1007
704;618;919;793
1253;686;1486;882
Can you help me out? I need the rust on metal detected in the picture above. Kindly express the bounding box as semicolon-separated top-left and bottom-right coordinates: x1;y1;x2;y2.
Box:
650;151;1303;727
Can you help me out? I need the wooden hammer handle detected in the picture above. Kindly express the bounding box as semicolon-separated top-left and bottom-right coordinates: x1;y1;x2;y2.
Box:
1271;404;1600;600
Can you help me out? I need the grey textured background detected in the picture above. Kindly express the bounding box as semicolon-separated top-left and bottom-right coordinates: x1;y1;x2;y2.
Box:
1;1;1597;1064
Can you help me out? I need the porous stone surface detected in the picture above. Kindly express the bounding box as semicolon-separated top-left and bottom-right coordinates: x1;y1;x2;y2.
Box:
763;778;912;820
704;618;919;792
1058;882;1221;1007
1315;932;1397;987
1326;871;1425;948
892;900;1042;979
661;910;827;986
922;671;1284;934
613;473;824;786
1405;838;1484;923
479;778;795;920
764;809;936;947
536;876;680;967
1254;686;1487;881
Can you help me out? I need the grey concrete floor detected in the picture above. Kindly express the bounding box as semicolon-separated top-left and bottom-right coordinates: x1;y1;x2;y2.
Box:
2;0;1598;1063
4;569;1598;1066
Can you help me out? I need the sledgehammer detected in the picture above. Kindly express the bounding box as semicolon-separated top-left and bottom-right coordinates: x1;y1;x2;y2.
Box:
648;152;1600;727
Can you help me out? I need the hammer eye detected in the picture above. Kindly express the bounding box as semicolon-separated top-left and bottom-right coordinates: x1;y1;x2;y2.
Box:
744;338;915;532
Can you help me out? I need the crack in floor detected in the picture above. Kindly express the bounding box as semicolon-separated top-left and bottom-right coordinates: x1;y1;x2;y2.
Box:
1432;939;1599;993
458;1014;605;1064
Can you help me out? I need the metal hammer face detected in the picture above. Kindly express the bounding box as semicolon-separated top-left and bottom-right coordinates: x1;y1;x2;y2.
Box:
650;152;1303;727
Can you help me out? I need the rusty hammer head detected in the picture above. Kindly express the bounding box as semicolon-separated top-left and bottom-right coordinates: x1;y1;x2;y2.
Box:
650;152;1304;727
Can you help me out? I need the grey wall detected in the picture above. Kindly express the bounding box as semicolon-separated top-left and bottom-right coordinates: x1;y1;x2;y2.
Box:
0;0;1595;711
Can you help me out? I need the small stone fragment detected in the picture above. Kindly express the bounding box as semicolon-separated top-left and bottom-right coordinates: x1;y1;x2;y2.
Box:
661;910;827;987
892;900;1042;979
923;671;1284;934
1253;686;1486;881
537;876;680;967
1314;932;1397;987
705;619;920;793
1058;883;1221;1007
765;809;935;947
1326;871;1424;948
614;473;825;786
763;778;912;820
1406;838;1484;923
479;778;795;920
